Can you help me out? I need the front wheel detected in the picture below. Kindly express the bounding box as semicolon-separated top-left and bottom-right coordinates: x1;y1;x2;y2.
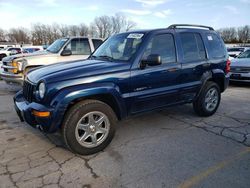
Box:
193;82;221;117
62;100;117;155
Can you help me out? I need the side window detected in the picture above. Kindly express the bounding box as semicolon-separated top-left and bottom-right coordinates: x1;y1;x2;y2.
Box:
180;33;206;61
65;38;91;55
206;33;225;58
92;39;103;49
143;33;176;64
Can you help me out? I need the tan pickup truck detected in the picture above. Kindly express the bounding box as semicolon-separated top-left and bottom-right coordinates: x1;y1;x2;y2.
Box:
0;37;103;85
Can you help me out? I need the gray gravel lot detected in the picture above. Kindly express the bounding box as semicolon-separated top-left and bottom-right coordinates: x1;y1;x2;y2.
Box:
0;81;249;188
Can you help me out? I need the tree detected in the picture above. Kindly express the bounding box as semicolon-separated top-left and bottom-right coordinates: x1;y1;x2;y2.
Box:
217;27;237;43
7;28;30;43
0;28;6;42
94;15;112;38
78;23;89;36
59;24;70;37
238;25;250;43
93;14;136;38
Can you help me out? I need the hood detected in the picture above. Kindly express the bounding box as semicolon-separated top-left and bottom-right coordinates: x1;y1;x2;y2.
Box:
231;58;250;67
27;59;130;84
2;50;53;62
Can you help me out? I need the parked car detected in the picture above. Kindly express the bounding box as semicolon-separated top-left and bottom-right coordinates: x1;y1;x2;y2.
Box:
227;47;250;60
23;46;43;53
0;47;22;61
14;24;230;155
0;37;103;85
230;49;250;82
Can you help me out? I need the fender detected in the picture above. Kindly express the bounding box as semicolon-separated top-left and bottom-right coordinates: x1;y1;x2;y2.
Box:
48;83;127;132
195;69;226;100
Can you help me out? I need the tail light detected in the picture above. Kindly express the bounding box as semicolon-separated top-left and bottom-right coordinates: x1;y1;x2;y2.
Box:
225;59;231;74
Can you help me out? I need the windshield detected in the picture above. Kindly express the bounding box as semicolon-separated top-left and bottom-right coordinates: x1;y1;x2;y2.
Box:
91;33;144;62
238;50;250;59
46;38;69;53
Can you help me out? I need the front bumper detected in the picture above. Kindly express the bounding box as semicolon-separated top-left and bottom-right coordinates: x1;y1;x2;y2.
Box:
230;72;250;82
0;71;23;85
14;91;55;132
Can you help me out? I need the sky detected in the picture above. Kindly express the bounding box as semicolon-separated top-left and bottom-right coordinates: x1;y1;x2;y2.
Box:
0;0;250;30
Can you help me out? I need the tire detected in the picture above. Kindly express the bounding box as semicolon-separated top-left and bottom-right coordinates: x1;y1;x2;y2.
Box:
193;81;221;117
62;99;117;155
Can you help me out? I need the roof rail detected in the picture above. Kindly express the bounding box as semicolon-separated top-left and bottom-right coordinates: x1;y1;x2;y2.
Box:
168;24;214;31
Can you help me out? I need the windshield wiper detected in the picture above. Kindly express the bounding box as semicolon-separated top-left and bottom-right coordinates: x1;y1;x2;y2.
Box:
97;55;114;62
89;55;114;61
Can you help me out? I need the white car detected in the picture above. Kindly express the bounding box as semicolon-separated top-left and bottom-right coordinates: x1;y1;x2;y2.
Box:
0;47;22;61
1;37;103;85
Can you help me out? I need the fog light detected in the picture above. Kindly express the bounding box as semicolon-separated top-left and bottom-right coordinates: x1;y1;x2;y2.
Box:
32;110;50;117
11;69;18;74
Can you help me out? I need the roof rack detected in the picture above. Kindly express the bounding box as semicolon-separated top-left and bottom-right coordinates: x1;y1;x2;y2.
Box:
168;24;214;31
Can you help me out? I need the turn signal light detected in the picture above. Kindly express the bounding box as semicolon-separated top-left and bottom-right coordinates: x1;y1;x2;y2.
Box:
32;110;50;117
12;62;18;67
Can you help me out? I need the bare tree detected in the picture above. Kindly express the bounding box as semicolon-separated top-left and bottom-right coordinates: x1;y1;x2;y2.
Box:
94;15;112;38
0;28;6;42
94;14;136;38
217;27;237;43
78;24;89;36
68;25;80;36
59;24;70;37
125;20;136;32
238;25;250;43
7;27;30;43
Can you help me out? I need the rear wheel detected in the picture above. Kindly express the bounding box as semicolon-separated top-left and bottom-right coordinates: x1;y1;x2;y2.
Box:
193;81;221;117
62;100;117;155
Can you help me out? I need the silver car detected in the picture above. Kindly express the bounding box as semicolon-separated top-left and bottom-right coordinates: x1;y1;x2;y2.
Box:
230;50;250;82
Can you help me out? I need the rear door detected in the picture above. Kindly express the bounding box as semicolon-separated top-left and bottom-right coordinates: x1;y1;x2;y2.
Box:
129;32;182;113
177;31;208;101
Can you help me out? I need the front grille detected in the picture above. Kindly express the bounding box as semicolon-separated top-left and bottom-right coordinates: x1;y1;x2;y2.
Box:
23;81;35;102
231;67;250;73
2;59;14;73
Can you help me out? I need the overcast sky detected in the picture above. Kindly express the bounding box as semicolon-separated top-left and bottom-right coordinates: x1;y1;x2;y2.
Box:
0;0;250;30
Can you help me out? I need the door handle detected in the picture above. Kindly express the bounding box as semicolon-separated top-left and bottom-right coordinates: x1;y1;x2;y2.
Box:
203;63;210;68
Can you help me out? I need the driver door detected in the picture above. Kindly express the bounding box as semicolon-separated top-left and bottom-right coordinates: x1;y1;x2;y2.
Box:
129;32;182;114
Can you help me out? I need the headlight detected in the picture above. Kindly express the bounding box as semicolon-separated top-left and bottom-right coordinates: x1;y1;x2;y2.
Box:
38;82;46;99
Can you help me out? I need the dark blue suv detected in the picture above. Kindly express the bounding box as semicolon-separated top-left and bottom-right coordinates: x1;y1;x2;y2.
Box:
14;24;230;155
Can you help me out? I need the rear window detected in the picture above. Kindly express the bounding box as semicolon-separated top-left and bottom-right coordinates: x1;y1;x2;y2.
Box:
206;33;225;58
180;33;206;62
227;48;244;52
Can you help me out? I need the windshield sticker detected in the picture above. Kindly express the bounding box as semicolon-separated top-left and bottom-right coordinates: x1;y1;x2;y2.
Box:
207;35;213;41
127;33;144;39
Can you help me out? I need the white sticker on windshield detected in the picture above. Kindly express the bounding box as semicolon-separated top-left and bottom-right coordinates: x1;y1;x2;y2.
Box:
127;33;144;39
207;35;213;41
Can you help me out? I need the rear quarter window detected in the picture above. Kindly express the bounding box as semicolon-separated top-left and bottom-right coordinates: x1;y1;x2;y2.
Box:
206;33;226;59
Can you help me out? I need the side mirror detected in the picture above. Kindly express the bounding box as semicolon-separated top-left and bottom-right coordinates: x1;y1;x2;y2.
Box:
141;54;162;68
61;49;72;56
